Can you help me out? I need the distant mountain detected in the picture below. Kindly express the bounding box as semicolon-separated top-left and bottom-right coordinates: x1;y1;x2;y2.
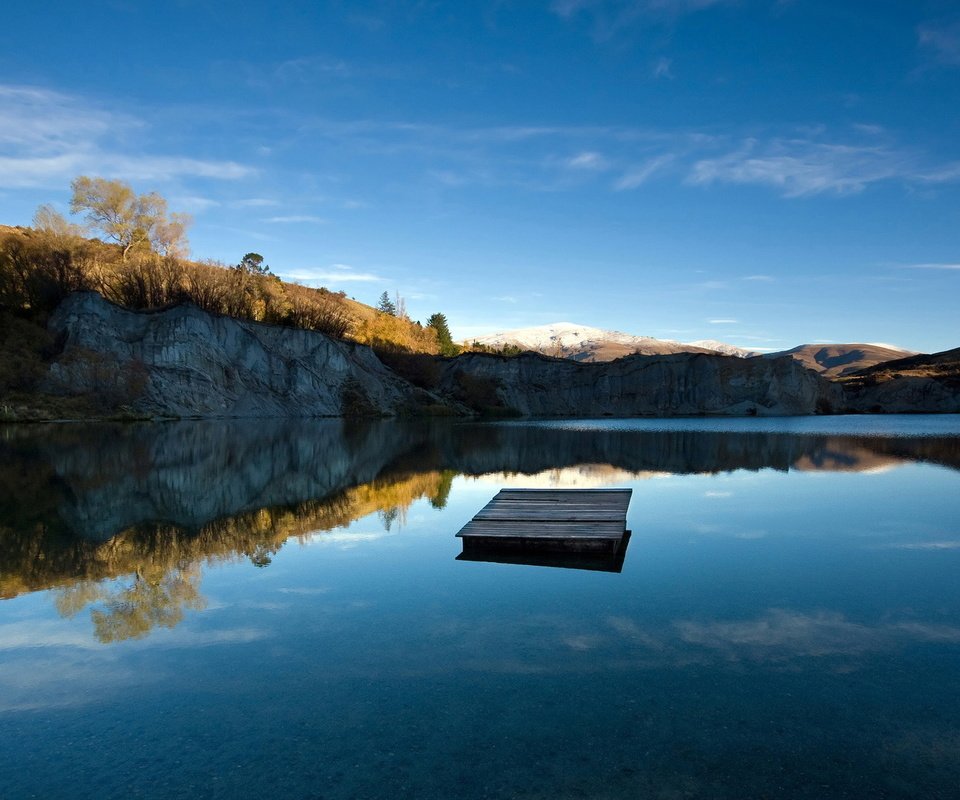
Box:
467;322;750;362
763;343;917;378
686;339;759;358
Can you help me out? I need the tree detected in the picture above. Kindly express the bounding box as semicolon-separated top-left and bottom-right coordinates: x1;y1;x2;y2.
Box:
377;290;396;315
69;176;191;260
32;204;84;243
394;291;407;320
427;312;459;356
237;252;270;275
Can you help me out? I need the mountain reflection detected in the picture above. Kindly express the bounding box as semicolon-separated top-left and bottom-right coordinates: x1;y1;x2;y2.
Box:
1;419;958;641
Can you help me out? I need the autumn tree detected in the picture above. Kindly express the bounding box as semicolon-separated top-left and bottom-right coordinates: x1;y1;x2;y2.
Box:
237;252;270;275
70;176;191;260
32;204;84;244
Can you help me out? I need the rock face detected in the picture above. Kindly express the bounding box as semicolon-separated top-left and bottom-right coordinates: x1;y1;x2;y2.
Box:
437;351;841;417
43;292;955;418
44;292;425;417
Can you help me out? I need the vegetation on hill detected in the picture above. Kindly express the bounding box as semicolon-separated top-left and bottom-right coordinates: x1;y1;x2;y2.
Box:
0;177;468;415
838;347;960;391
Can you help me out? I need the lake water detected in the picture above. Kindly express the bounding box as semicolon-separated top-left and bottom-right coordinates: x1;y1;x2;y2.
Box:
1;416;959;799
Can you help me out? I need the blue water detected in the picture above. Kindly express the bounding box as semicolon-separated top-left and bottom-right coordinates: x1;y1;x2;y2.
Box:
1;417;959;799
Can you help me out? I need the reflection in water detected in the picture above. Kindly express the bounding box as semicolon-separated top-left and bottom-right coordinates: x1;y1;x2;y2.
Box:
1;419;959;640
1;418;960;799
56;564;205;643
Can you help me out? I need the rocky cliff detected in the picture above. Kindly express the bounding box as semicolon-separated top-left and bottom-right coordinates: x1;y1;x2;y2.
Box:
437;351;841;417
43;291;431;417
37;292;956;418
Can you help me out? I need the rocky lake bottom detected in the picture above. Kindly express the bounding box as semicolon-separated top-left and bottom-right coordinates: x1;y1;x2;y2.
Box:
1;415;959;799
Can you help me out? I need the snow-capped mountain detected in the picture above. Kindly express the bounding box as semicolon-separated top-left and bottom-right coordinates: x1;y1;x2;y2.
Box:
467;322;750;362
686;339;759;358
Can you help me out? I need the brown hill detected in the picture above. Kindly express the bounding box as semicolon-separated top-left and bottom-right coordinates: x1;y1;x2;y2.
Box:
764;343;916;378
839;347;960;414
845;347;960;383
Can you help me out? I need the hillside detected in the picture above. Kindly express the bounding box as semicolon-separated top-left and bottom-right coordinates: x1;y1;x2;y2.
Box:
0;223;440;353
764;343;916;378
839;347;960;414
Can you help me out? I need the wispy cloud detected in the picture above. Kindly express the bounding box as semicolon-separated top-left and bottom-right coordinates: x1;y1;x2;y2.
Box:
552;0;732;39
282;264;383;283
261;215;328;224
285;115;960;199
231;197;279;208
172;195;220;212
653;56;673;79
565;151;609;170
694;280;728;290
708;318;738;324
915;161;960;183
614;154;674;189
918;20;960;66
902;263;960;270
742;274;775;282
0;84;254;189
688;137;909;196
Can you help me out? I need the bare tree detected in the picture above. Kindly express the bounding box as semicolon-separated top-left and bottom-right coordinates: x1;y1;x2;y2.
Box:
70;176;191;260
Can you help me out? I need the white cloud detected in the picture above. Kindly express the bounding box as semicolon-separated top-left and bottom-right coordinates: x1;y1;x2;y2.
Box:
565;150;609;170
903;263;960;270
171;195;220;212
918;21;960;66
653;56;673;79
614;154;674;189
283;265;383;283
0;84;254;189
742;274;775;282
552;0;731;38
709;318;738;324
232;197;280;207
688;137;908;196
262;215;328;224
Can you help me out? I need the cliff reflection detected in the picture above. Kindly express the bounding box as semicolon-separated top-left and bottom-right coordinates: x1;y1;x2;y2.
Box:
1;419;958;640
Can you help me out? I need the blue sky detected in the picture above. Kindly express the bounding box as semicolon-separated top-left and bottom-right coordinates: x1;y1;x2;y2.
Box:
1;0;958;352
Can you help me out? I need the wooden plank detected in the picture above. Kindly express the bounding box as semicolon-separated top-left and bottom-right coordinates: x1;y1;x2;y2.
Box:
458;521;626;539
495;488;631;494
456;488;632;554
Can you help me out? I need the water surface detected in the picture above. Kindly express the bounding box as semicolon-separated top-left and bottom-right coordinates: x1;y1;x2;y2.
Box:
1;417;959;799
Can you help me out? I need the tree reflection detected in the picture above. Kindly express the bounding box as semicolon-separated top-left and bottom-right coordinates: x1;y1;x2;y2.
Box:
56;563;206;643
3;418;959;643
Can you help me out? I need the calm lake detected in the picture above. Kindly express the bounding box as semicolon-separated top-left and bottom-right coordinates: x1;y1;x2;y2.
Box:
2;416;959;799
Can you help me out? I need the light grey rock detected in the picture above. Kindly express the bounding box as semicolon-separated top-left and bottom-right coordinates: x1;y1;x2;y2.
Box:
41;292;850;419
44;292;424;417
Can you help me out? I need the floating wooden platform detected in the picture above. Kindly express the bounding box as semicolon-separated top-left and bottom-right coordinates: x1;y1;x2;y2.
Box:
456;489;633;562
